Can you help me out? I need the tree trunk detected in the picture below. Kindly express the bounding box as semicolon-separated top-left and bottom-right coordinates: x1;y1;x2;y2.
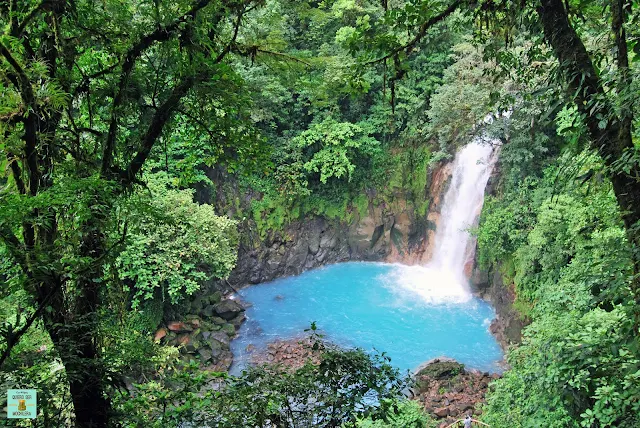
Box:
38;210;112;427
46;323;110;428
537;0;640;318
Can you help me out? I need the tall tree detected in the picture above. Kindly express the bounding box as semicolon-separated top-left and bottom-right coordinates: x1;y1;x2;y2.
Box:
0;0;266;426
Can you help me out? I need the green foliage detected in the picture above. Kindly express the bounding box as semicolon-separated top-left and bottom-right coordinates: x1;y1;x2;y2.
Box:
484;308;640;428
479;145;638;426
293;118;381;185
426;42;497;149
115;335;415;428
111;174;238;307
355;399;434;428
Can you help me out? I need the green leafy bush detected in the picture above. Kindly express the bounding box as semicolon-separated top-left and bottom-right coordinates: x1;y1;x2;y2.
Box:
112;174;239;307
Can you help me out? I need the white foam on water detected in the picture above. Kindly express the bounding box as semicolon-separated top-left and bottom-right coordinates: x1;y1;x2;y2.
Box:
382;265;472;305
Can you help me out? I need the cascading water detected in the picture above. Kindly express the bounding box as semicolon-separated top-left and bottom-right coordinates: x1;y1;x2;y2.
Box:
389;139;499;304
431;142;499;272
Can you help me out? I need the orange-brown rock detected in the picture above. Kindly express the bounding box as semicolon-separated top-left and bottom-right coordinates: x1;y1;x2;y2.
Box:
154;328;167;342
167;321;192;333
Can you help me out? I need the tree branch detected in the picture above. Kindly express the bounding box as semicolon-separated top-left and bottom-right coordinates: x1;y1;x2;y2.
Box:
233;45;313;66
0;280;60;368
214;3;246;63
101;0;215;175
611;0;632;151
366;0;462;65
14;1;46;37
0;41;40;196
6;152;26;194
120;73;207;183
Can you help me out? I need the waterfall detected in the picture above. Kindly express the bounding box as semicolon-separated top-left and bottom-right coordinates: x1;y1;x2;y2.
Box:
430;141;499;277
386;138;499;304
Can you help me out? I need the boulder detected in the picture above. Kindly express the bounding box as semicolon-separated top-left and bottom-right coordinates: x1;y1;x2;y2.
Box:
154;328;167;342
433;407;449;418
416;359;464;380
456;402;474;413
202;304;215;318
176;333;190;346
167;321;193;333
211;316;227;325
198;348;213;362
222;323;236;336
208;291;222;305
308;232;320;255
207;337;225;352
185;341;198;354
213;299;245;321
229;312;246;327
209;331;230;346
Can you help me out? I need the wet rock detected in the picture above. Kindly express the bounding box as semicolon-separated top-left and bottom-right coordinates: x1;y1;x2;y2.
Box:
229;312;246;328
213;299;244;321
222;323;236;336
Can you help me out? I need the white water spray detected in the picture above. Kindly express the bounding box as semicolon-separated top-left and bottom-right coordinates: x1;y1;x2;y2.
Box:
388;137;500;304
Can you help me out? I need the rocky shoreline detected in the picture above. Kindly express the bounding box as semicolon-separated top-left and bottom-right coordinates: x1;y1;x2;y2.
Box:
414;358;499;426
241;337;499;425
154;293;247;371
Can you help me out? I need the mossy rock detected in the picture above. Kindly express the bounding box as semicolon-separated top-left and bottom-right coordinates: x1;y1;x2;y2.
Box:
222;323;235;336
211;316;227;325
208;291;222;305
417;360;465;380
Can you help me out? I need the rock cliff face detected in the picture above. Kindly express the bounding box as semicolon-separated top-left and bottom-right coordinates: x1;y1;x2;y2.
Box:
467;169;528;346
471;264;528;347
225;162;452;288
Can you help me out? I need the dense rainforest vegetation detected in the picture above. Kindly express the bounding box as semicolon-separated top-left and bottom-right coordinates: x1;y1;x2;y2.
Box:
1;0;639;427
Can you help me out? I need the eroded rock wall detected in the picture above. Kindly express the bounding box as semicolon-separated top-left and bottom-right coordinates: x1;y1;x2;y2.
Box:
468;169;529;346
225;162;453;288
